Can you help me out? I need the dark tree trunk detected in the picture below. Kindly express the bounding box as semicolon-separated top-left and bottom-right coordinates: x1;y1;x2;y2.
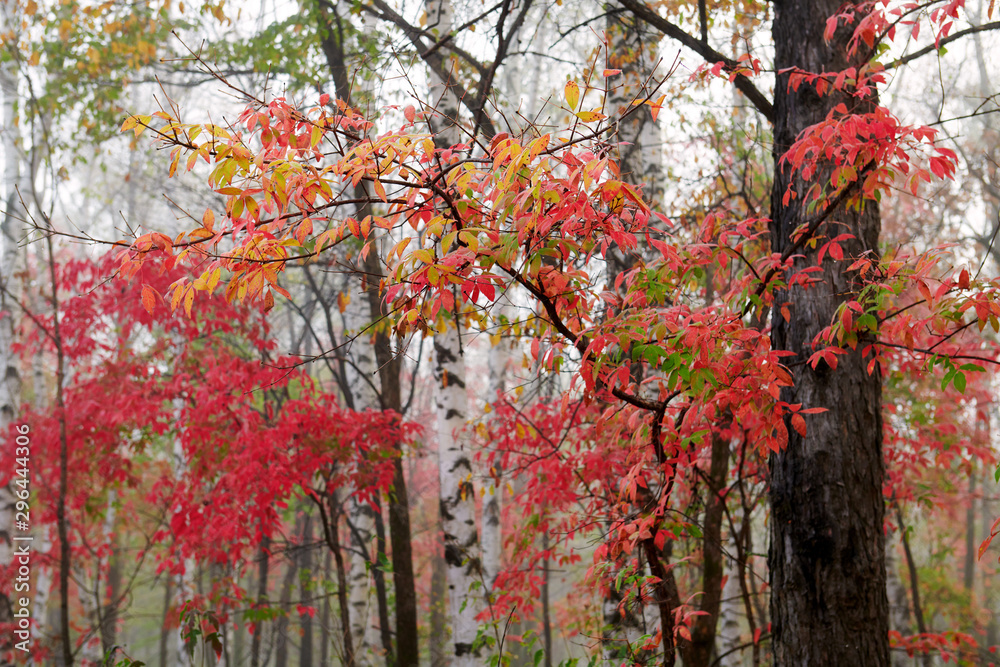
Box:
100;533;123;656
47;232;74;667
683;430;731;666
251;535;270;667
317;9;420;662
320;549;332;667
328;496;355;667
429;540;448;667
159;575;172;667
964;471;976;592
274;516;304;667
769;0;889;664
300;514;314;667
541;531;553;667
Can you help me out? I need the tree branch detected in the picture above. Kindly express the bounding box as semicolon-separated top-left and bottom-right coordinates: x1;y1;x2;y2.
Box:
886;21;1000;70
363;0;498;137
617;0;775;123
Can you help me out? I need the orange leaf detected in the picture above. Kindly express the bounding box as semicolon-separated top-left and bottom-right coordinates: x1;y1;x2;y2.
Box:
141;286;156;315
295;218;313;244
373;179;387;203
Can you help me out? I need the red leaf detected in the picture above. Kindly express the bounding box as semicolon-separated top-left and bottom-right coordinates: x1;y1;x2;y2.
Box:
959;268;970;290
791;413;807;437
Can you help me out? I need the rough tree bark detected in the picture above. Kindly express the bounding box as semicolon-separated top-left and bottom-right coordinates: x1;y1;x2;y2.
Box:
300;514;315;667
768;0;889;663
274;514;304;667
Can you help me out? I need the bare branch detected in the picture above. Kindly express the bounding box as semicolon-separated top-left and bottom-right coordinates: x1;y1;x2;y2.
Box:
617;0;775;123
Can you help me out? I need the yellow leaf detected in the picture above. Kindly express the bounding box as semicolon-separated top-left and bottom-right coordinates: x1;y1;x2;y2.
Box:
575;110;606;123
25;0;37;14
441;230;457;255
373;179;387;202
564;80;580;111
459;230;479;252
206;267;222;291
170;285;183;311
202;208;215;231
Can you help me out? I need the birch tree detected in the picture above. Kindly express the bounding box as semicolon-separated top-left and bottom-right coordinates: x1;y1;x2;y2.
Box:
0;0;24;638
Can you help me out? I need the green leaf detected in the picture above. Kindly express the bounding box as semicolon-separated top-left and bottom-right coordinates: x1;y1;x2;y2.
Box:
941;369;955;391
376;551;393;573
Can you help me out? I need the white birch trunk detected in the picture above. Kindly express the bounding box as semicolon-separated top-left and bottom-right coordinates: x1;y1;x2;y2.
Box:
717;503;744;667
606;14;663;205
425;0;462;148
32;525;52;642
343;279;381;664
424;0;483;659
434;323;482;665
0;14;24;630
343;283;380;410
171;397;193;667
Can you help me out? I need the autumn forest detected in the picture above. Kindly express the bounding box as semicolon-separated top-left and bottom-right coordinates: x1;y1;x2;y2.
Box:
1;0;999;665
